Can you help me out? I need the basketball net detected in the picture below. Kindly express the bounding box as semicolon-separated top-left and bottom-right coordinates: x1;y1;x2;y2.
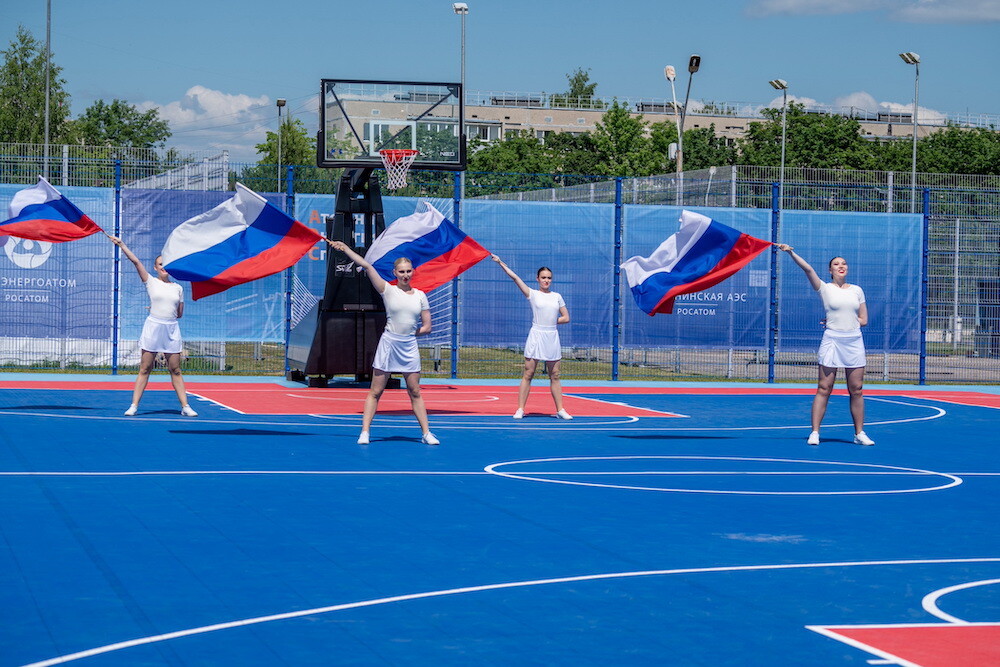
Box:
379;149;419;190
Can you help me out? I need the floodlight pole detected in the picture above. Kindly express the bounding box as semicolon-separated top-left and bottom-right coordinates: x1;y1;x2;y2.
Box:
678;54;701;207
899;52;920;214
769;79;789;211
276;98;286;193
453;2;469;199
44;0;51;178
664;65;681;205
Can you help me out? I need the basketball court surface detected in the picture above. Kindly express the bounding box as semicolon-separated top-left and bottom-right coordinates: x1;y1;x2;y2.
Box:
1;375;998;665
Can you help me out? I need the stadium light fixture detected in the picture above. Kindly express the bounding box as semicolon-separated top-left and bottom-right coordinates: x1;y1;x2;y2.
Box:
768;80;789;211
899;52;920;213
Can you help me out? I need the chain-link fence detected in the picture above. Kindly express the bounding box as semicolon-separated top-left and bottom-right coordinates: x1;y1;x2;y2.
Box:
1;148;998;384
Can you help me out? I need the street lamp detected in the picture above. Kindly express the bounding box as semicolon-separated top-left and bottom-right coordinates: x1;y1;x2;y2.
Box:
679;55;701;205
664;65;682;204
276;98;286;193
453;2;468;198
899;51;920;213
768;79;789;211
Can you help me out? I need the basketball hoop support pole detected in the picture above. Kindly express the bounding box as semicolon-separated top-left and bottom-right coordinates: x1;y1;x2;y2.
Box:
286;168;399;388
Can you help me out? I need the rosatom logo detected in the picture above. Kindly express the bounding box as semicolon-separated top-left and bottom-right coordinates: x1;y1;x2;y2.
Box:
2;236;53;269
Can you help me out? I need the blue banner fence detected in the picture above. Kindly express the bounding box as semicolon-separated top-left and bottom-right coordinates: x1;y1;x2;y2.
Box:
2;165;998;384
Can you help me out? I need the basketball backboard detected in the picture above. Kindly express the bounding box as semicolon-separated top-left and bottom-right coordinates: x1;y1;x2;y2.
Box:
318;79;465;171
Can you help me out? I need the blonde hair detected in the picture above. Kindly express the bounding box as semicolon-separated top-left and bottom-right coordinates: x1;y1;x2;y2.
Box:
394;257;413;269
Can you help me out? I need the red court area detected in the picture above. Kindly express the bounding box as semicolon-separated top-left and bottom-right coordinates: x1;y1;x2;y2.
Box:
193;384;684;417
813;623;1000;666
0;381;680;417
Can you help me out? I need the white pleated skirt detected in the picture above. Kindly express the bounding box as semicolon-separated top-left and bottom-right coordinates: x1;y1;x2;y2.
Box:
373;330;421;373
818;328;866;369
138;316;183;354
524;325;562;362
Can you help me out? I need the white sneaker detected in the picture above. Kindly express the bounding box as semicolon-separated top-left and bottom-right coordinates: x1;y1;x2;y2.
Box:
512;409;524;419
854;431;875;446
807;431;819;446
124;404;138;417
357;431;370;445
180;405;198;417
555;409;573;420
422;432;440;446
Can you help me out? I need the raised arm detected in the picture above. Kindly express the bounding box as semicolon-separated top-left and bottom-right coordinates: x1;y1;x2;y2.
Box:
328;240;386;294
109;235;149;283
777;244;823;291
491;254;531;298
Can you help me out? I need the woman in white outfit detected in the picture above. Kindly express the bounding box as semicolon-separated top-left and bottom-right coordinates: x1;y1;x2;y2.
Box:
110;236;197;417
329;241;439;446
491;255;572;420
778;244;873;446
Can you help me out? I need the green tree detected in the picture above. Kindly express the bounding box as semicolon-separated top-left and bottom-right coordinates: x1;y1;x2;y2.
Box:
739;102;871;169
545;131;602;176
681;126;738;170
550;67;605;110
65;99;171;148
914;126;1000;175
0;26;72;143
592;101;659;177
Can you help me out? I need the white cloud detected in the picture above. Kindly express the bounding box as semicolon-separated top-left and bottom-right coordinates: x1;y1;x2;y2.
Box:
892;0;1000;22
834;90;949;124
137;86;276;162
746;0;1000;21
746;0;891;16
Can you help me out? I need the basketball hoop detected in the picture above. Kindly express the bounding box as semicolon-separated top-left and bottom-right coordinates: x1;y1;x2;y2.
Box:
379;149;419;190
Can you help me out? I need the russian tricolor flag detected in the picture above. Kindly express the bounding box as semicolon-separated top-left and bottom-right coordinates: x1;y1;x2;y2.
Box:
161;183;322;300
365;203;489;292
1;176;102;242
622;210;772;315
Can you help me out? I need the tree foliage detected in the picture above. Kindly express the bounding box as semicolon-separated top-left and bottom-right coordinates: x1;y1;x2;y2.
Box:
739;102;872;170
592;101;659;176
66;99;170;148
550;68;605;110
0;26;72;143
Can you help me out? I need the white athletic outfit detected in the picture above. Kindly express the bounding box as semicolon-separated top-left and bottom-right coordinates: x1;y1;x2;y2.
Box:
138;278;184;354
372;283;430;373
523;289;565;362
816;282;866;368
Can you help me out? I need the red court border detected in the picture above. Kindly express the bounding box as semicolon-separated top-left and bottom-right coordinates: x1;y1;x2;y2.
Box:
809;622;1000;667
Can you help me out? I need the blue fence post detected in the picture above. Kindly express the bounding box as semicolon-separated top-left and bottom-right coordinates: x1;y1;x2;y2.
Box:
283;165;295;375
919;187;930;385
768;182;780;383
451;173;461;379
111;159;122;376
612;177;623;381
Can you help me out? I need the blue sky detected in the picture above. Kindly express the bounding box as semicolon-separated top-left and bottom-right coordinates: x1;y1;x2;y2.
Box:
4;0;999;162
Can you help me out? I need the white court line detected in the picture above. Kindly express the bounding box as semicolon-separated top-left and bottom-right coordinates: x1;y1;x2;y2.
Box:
188;392;245;414
485;456;963;496
0;396;945;432
564;393;690;417
21;557;1000;667
922;578;1000;624
0;470;989;478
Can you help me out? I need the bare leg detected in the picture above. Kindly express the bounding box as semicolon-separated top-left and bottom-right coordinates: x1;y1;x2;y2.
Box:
811;365;837;432
165;352;189;407
361;370;390;432
518;358;538;412
845;366;866;434
130;350;156;406
546;360;565;412
403;372;430;434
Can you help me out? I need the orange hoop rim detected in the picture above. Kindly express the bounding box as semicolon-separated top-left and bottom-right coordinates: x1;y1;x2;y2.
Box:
379;148;419;165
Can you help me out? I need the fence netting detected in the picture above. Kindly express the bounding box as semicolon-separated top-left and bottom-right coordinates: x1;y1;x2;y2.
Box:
1;165;998;384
